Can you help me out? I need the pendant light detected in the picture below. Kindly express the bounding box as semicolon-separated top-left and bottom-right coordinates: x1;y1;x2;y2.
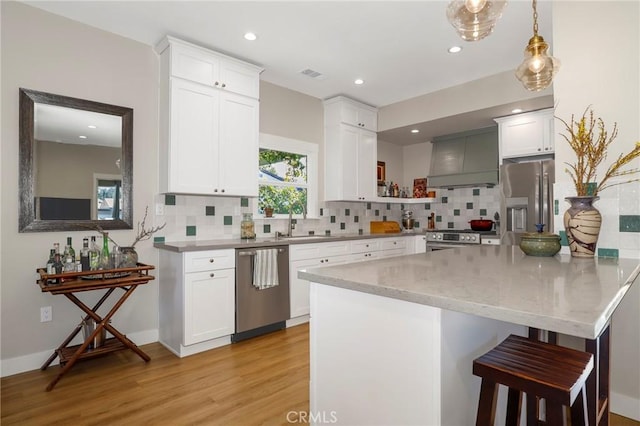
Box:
515;0;560;91
446;0;507;41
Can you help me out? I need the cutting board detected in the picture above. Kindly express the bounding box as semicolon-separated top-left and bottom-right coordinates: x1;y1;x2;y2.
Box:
370;221;401;234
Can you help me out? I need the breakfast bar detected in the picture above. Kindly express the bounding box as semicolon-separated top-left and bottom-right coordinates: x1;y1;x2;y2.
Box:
300;245;640;425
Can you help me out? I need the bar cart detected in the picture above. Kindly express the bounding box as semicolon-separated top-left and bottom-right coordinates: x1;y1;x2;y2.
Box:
37;263;155;391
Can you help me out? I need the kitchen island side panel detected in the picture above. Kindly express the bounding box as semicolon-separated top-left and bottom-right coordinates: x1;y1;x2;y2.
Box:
309;282;526;425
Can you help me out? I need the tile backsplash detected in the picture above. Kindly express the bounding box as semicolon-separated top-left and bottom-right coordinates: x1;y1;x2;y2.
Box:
154;187;501;242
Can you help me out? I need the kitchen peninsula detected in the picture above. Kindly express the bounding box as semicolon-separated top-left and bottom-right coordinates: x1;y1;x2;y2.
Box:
300;246;640;425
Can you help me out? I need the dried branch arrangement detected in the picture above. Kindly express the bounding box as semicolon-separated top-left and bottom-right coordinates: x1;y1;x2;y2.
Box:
95;206;166;248
558;106;640;196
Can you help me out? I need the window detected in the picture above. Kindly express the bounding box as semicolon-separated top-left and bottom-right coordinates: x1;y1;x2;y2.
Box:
93;174;123;220
258;134;318;218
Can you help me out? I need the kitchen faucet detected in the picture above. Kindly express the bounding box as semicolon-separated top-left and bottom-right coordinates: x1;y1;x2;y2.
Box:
276;201;307;239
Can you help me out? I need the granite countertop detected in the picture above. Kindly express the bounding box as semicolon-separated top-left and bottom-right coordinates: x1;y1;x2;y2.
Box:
154;231;421;252
299;245;640;339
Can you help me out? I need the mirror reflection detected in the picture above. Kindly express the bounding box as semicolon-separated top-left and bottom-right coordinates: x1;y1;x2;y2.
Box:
34;105;123;221
19;88;133;232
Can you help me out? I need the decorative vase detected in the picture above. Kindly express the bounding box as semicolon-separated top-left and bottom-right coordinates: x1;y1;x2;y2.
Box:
563;196;601;258
119;246;138;268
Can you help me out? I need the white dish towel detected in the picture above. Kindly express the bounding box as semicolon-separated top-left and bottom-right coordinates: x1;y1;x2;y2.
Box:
252;249;279;290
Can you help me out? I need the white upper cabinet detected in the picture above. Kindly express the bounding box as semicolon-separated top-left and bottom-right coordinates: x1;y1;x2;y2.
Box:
156;36;262;196
494;108;554;160
324;95;378;131
163;36;260;98
324;97;378;202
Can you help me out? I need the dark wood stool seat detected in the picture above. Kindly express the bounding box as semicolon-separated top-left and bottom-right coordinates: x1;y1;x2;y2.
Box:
473;334;594;425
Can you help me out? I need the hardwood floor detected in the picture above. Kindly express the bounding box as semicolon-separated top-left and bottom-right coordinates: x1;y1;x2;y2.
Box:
2;323;638;426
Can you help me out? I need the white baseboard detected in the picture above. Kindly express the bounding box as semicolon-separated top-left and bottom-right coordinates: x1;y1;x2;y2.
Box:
611;391;640;421
1;328;158;378
286;315;309;328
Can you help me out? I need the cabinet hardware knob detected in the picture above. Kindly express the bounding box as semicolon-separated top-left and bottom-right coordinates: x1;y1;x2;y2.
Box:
210;273;215;277
325;259;329;262
221;83;226;88
209;259;214;263
221;189;225;193
214;81;219;86
320;260;324;263
214;189;218;192
537;148;541;151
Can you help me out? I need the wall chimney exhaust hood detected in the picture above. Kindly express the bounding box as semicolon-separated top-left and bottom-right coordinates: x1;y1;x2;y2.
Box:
427;126;498;188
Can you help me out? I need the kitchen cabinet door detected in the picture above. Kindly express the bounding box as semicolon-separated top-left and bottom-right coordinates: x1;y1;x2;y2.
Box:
413;235;427;254
357;129;377;200
165;79;220;194
162;80;259;196
324;96;378;131
218;92;259;196
496;109;554;159
184;268;235;346
325;124;377;201
290;254;352;318
164;36;260;99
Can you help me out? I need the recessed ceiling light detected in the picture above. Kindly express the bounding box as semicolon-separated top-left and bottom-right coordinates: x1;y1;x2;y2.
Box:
88;125;97;129
354;79;364;85
244;32;257;41
448;46;462;54
411;129;420;134
79;135;87;139
511;108;523;113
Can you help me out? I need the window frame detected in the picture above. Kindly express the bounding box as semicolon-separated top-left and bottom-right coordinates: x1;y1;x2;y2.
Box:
258;133;318;219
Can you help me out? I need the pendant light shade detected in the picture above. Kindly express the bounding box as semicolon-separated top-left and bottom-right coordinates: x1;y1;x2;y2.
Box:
446;0;507;41
515;0;560;91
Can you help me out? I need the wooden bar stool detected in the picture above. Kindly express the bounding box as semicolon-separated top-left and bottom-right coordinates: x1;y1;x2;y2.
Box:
473;334;594;425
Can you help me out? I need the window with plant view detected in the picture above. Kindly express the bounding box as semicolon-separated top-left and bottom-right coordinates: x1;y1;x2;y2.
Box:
258;149;308;215
258;134;318;218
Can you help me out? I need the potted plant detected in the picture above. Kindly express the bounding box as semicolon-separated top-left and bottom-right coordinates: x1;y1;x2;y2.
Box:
559;106;640;257
96;206;166;267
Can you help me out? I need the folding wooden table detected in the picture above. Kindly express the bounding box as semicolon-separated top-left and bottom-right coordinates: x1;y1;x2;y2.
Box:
37;264;155;391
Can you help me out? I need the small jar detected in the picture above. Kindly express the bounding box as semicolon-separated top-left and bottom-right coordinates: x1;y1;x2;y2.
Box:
241;213;256;239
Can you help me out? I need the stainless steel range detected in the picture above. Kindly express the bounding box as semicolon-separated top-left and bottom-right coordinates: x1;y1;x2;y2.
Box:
425;230;494;251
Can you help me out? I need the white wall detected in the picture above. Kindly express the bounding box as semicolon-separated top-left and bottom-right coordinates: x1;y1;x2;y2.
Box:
402;142;432;190
552;1;640;420
1;2;159;374
377;139;404;187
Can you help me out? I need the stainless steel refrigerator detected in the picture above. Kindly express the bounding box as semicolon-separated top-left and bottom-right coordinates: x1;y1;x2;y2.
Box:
500;160;555;245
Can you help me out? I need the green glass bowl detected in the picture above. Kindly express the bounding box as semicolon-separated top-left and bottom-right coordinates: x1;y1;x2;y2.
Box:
519;232;561;257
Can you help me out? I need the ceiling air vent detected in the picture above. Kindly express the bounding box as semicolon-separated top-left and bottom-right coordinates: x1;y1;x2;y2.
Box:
300;68;326;80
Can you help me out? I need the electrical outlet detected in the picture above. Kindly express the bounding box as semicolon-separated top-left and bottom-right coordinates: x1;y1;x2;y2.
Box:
40;306;52;322
155;203;165;216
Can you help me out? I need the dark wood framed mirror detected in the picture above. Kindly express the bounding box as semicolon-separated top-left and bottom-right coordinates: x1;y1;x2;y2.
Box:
19;88;133;232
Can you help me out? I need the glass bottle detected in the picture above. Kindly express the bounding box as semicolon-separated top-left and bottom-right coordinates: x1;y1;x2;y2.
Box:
80;237;90;271
63;237;76;262
89;236;101;270
63;255;76;272
99;233;111;269
46;249;56;274
241;213;256;239
53;253;64;283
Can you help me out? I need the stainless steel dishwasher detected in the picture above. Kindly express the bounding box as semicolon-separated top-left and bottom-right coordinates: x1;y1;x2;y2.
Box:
232;246;290;342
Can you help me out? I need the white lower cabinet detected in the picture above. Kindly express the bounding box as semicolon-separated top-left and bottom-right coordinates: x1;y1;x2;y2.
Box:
159;249;235;357
183;268;235;345
414;235;427;253
289;237;413;323
289;241;352;320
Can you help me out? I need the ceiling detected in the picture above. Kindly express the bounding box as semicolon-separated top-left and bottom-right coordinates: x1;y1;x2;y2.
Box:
24;0;555;144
